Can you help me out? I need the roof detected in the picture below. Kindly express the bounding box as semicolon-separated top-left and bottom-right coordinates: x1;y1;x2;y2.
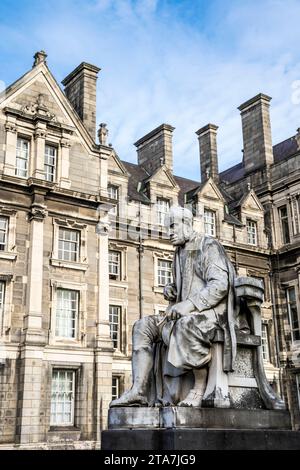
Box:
121;161;151;204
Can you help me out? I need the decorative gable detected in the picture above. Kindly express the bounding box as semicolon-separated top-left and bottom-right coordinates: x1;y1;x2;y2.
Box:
198;177;226;202
240;189;264;212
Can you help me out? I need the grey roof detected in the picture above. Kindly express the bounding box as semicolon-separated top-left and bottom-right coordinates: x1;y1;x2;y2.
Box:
121;161;151;204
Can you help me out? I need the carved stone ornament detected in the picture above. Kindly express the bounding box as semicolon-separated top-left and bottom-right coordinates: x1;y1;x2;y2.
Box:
5;122;17;133
29;205;48;221
22;94;57;122
60;138;71;148
34;128;47;140
96;219;110;236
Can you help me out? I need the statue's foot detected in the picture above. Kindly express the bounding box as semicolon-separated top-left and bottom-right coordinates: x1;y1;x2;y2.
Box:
110;389;148;408
177;389;203;407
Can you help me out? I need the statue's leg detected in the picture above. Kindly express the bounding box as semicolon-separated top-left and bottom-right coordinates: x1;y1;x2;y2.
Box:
110;316;162;407
178;367;208;407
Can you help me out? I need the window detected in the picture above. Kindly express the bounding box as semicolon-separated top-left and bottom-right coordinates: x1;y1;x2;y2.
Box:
296;375;300;410
247;220;257;245
279;206;290;244
108;185;119;215
204;209;216;236
286;287;300;341
109;305;121;349
58;228;80;262
261;323;270;362
112;376;120;400
44;144;57;182
109;250;121;280
16;137;29;177
0;281;5;335
157;259;173;286
55;289;78;338
157;198;170;226
50;370;75;426
0;217;8;251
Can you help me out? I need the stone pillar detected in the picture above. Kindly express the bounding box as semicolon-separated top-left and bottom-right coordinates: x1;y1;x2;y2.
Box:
59;135;71;189
196;123;219;183
3;117;17;176
33;124;47;179
238;93;274;174
18;194;47;445
94;208;113;441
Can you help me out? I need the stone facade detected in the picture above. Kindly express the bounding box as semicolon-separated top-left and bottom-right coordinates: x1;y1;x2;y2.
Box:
0;51;299;449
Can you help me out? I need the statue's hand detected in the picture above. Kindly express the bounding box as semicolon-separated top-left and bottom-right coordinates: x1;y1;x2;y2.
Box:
163;283;177;301
165;300;194;321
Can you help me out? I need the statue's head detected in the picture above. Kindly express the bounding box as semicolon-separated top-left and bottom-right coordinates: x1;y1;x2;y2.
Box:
167;206;193;246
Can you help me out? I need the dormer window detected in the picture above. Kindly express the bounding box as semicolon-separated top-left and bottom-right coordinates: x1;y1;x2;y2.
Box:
157;198;170;226
204;209;216;237
16;137;29;177
247;219;257;245
44;144;57;182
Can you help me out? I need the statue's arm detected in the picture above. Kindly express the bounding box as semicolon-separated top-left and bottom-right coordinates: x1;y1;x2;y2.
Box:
188;240;229;312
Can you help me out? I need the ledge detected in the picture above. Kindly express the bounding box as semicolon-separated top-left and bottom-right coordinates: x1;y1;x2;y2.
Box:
0;252;17;261
50;258;88;271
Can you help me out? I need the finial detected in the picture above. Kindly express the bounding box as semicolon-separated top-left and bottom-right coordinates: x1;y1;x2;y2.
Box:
98;123;108;145
206;168;210;179
33;50;47;67
247;182;251;191
160;157;164;166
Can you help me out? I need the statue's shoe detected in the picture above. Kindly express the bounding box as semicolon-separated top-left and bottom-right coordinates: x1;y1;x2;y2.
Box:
110;389;148;407
177;389;203;407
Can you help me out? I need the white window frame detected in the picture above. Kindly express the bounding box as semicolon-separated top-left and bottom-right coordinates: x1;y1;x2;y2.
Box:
247;219;258;246
44;144;57;182
112;376;120;401
0;217;8;252
109;304;122;350
51;219;88;271
286;286;300;342
0;210;17;261
50;369;75;427
109;250;121;280
204;209;216;237
0;281;5;337
261;323;270;362
16;137;30;178
157;259;173;287
157;198;170;226
50;280;87;346
108;184;119;215
278;205;291;245
58;227;80;262
55;288;79;339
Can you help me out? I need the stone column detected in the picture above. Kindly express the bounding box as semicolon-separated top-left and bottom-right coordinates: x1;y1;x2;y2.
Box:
94;207;113;442
18;195;47;445
33;124;47;179
3;117;17;176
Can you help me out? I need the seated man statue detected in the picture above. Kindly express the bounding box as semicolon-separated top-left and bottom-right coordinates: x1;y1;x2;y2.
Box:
110;206;237;408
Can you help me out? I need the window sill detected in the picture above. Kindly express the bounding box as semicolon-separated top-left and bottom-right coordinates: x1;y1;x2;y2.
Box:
0;251;17;261
47;427;81;443
50;258;88;271
153;286;164;294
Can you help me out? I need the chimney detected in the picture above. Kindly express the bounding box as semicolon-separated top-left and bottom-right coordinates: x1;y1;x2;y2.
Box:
238;93;274;174
134;124;175;175
62;62;101;140
196;124;219;183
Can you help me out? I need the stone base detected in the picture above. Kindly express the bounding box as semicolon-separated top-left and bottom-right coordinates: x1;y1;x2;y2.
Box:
101;428;300;450
108;406;291;430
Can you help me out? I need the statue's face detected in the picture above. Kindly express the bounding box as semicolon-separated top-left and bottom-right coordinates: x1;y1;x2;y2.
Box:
169;216;192;246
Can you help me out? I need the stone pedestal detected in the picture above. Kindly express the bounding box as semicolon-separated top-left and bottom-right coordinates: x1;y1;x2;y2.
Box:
101;407;300;450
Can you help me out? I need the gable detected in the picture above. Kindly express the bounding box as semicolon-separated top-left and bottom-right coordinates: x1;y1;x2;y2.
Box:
199;178;225;202
241;191;264;212
108;151;128;176
148;165;179;189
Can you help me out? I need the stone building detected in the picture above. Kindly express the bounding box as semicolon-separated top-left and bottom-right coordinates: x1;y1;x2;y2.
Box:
0;52;299;449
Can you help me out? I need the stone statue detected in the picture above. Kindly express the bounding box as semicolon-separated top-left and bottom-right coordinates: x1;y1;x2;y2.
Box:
110;206;238;407
110;206;285;410
98;123;108;146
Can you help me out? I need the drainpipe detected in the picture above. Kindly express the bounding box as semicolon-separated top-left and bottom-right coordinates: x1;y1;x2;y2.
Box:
138;202;144;319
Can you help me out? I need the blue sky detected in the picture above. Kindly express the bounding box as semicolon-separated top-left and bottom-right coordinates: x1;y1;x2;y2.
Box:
1;0;300;180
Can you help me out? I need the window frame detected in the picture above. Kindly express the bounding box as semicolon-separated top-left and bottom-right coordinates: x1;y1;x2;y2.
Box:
261;322;270;362
156;197;170;226
44;143;57;182
50;369;76;427
109;304;122;350
55;288;79;340
109;250;121;281
157;258;173;287
0;216;8;252
58;227;80;263
107;184;119;216
246;219;258;246
278;205;290;244
16;136;30;178
112;376;121;401
0;281;5;337
286;286;300;342
204;208;216;237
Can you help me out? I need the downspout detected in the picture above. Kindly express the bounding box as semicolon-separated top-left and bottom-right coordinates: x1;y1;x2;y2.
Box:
138;202;144;319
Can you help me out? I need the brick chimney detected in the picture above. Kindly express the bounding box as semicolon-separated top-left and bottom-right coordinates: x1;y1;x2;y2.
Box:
134;123;175;174
238;93;274;174
62;62;100;140
196;124;219;183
